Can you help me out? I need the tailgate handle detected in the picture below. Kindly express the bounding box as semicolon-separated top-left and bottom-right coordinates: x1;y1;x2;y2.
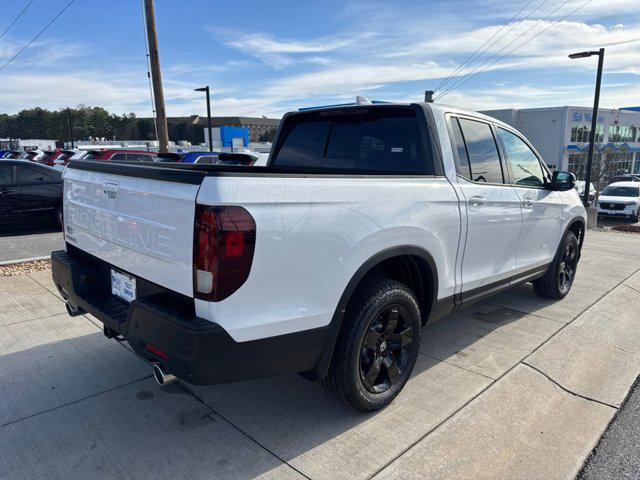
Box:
102;182;119;200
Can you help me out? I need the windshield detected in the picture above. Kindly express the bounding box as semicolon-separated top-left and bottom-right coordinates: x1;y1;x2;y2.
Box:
602;186;640;197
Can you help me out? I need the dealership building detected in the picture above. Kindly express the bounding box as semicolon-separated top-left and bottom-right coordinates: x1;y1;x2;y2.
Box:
481;106;640;180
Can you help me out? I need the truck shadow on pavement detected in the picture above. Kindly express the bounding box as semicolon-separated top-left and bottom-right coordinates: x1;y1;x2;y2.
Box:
0;291;570;479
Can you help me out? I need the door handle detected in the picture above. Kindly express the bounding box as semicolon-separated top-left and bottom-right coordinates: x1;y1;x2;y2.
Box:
522;198;535;208
468;195;486;206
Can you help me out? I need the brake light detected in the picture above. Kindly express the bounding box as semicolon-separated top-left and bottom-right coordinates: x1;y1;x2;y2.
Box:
193;205;256;301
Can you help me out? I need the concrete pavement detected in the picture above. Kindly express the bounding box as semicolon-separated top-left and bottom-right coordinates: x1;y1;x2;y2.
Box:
1;230;639;479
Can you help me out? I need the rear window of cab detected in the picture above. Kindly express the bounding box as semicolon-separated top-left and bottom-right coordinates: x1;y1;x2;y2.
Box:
271;106;434;175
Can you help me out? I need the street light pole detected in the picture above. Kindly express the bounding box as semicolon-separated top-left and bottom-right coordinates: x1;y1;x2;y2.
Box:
66;108;75;149
195;86;213;152
569;48;605;207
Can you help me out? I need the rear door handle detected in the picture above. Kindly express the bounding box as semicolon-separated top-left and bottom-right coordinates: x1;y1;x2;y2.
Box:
468;195;486;206
522;198;535;208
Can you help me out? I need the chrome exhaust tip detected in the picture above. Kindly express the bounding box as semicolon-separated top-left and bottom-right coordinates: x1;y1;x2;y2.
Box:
65;302;84;317
152;363;177;387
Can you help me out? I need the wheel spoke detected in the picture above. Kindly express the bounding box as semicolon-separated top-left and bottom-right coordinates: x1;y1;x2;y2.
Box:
362;329;380;350
384;309;399;335
364;357;382;387
383;353;401;384
389;327;412;348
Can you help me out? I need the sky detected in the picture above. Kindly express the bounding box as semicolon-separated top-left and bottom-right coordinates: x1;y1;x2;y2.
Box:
0;0;638;119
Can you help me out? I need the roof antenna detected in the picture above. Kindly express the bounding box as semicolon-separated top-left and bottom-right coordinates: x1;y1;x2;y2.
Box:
356;96;372;105
424;90;434;103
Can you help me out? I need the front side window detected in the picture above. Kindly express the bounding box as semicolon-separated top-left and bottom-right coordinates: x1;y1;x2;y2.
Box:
16;166;56;184
272;107;433;174
457;118;503;184
110;153;127;161
497;128;546;187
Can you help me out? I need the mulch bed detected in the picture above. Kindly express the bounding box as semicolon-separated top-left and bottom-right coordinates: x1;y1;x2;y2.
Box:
0;260;52;277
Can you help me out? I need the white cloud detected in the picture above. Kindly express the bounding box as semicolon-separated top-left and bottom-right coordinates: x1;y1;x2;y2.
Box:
222;32;349;55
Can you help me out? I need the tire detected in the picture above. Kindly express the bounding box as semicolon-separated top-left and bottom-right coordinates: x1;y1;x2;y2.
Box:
320;278;422;412
532;231;580;299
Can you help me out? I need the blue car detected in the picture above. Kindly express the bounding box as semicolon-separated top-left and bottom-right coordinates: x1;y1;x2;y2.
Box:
179;151;221;164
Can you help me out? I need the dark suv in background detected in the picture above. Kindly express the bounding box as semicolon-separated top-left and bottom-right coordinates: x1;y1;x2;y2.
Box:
0;160;62;226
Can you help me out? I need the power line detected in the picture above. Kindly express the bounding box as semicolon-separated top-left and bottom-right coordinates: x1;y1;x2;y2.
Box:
0;0;36;39
435;0;574;100
435;0;595;101
434;0;542;93
0;0;75;73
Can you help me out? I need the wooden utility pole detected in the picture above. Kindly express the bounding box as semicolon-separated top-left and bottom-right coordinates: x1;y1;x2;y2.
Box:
143;0;169;153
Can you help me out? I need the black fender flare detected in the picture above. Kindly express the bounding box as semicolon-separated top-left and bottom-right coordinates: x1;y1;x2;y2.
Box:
305;246;439;381
563;217;586;249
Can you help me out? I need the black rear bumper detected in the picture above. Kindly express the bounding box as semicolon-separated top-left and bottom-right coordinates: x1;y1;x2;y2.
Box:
51;246;330;385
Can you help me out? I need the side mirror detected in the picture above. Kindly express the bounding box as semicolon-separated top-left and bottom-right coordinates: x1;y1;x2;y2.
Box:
551;171;576;191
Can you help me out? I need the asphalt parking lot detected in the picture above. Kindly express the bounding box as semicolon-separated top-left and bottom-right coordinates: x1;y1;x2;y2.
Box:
0;223;63;263
1;229;640;479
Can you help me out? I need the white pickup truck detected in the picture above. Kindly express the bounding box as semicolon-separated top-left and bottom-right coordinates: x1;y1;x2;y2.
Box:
52;102;586;411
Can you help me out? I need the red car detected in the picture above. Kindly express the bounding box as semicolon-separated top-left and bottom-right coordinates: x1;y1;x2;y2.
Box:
82;149;156;162
40;149;64;166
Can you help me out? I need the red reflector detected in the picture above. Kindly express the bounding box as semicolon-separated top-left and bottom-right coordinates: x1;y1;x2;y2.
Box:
146;343;168;361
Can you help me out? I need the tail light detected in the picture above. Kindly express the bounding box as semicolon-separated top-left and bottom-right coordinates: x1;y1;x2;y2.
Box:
193;205;256;302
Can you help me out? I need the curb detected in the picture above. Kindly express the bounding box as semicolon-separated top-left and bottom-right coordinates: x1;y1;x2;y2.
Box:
0;255;50;266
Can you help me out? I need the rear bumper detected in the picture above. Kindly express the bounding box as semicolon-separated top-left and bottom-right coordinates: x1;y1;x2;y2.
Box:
51;247;330;385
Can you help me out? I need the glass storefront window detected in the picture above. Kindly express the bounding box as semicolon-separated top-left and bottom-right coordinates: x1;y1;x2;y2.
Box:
570;123;604;143
607;124;637;143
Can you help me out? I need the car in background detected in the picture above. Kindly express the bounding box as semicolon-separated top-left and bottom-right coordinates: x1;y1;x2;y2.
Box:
20;150;47;162
51;150;79;170
39;149;61;166
607;174;640;185
4;150;24;159
177;151;221;164
0;159;62;225
154;152;183;163
574;180;597;202
82;149;156;162
597;182;640;221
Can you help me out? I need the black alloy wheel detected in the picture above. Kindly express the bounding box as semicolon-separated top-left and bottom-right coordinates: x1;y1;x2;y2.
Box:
359;305;413;393
558;241;578;295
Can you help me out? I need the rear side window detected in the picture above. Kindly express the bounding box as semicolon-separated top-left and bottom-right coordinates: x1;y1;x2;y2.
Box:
457;118;504;184
450;117;471;180
110;153;127;161
272;107;433;174
128;153;153;162
0;165;12;185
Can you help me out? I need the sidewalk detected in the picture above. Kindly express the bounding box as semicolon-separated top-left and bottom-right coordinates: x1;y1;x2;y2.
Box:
1;230;639;479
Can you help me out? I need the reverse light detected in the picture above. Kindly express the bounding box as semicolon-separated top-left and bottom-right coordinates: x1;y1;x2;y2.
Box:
193;205;256;302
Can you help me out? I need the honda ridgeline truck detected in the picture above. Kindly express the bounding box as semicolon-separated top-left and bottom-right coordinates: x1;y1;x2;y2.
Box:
52;102;586;411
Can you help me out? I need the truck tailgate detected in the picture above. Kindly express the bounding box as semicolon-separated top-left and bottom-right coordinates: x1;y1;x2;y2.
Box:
62;163;204;297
